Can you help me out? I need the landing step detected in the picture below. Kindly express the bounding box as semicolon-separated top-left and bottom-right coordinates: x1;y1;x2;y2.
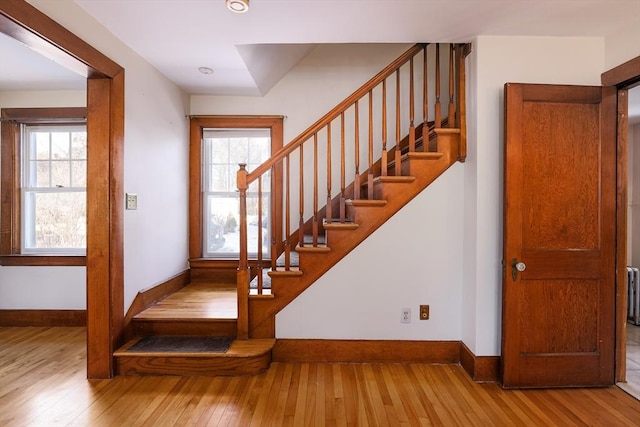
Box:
114;338;275;376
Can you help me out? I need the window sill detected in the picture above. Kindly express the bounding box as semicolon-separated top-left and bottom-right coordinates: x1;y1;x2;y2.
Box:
0;255;86;267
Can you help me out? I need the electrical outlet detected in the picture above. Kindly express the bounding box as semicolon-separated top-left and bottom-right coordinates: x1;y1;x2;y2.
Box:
126;193;137;210
401;308;411;323
420;305;430;320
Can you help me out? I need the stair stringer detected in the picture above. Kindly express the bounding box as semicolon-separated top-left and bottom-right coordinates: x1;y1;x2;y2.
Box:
248;129;460;338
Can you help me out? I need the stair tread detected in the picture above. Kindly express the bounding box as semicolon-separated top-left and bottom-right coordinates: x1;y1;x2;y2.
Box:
115;337;275;358
296;244;331;253
268;268;303;277
323;221;359;230
406;151;444;160
373;175;416;184
346;199;388;207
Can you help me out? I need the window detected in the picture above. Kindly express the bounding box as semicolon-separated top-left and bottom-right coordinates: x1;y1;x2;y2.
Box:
0;107;87;265
202;128;271;257
189;116;283;262
21;124;87;253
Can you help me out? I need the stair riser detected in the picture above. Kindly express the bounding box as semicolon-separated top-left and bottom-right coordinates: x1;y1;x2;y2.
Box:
116;353;271;376
134;320;237;337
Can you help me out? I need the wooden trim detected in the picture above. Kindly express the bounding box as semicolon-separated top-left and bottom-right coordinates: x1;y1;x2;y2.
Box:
0;309;86;326
272;339;460;364
1;107;87;123
615;88;629;383
601;56;639;384
0;0;121;78
123;270;190;340
0;107;88;258
601;56;640;87
0;255;86;266
188;115;284;260
0;2;125;379
0;118;20;255
459;342;500;383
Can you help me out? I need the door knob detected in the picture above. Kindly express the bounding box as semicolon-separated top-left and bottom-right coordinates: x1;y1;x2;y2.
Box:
511;259;526;281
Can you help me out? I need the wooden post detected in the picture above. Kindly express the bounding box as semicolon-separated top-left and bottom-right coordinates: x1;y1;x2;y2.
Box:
236;163;249;339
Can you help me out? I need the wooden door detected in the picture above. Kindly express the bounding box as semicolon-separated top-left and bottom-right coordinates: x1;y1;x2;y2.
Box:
502;83;617;388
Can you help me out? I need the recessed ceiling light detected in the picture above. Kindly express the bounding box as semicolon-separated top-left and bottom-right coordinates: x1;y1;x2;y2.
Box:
226;0;249;13
198;67;214;75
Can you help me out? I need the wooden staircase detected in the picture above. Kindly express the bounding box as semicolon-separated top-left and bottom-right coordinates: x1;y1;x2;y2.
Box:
115;42;469;376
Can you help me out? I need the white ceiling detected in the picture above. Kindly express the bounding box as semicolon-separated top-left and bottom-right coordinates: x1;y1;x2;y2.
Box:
0;0;638;97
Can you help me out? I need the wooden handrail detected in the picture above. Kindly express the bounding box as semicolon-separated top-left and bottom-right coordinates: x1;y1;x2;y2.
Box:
246;43;427;184
236;42;469;335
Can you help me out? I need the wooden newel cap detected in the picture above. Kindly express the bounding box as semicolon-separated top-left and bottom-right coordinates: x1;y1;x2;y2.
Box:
237;163;248;190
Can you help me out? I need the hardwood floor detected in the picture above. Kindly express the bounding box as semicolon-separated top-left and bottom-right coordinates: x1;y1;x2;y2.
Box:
2;327;639;426
619;324;640;399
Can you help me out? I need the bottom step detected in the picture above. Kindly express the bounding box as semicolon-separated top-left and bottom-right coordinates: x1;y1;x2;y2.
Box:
114;337;275;376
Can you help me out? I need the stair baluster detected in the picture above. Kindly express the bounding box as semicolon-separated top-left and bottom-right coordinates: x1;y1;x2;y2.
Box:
382;79;388;175
312;133;319;246
326;123;332;224
368;90;374;200
234;43;469;339
395;70;401;176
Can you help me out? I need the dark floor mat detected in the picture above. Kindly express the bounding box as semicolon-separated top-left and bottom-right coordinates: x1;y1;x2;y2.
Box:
126;336;233;353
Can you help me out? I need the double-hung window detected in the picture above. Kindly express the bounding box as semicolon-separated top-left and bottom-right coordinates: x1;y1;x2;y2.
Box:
21;124;87;254
202;128;271;258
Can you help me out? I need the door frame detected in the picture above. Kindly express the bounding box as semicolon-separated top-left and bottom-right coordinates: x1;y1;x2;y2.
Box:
0;0;125;378
602;56;640;383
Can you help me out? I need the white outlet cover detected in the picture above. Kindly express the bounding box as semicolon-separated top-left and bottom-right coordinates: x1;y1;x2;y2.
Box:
401;307;411;323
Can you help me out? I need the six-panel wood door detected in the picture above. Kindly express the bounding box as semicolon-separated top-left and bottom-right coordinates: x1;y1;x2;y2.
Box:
502;83;617;388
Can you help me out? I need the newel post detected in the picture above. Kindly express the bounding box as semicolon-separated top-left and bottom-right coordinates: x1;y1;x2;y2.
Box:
237;163;249;339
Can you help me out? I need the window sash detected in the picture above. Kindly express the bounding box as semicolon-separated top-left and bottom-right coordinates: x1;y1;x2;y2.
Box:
202;129;272;258
21;124;87;254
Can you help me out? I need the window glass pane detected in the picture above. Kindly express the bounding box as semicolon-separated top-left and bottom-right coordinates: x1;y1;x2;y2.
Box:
51;161;71;187
249;137;270;163
228;137;248;164
208;164;229;192
25;191;86;250
209;138;228;163
35;161;50;187
71;133;87;159
35;133;50;160
21;123;86;253
204;194;270;256
71;160;87;187
51;132;70;159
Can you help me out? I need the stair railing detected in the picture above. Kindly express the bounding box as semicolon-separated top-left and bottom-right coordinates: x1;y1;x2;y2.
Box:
236;43;468;339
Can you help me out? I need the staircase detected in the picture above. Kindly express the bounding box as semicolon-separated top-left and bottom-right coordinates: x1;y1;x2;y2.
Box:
237;43;468;340
115;42;469;376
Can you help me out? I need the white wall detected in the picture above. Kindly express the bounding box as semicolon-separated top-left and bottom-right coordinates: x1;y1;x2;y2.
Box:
0;90;87;308
465;36;605;356
604;22;640;71
16;0;191;312
278;165;464;340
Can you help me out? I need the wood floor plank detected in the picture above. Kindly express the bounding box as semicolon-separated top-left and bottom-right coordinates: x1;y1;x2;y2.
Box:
2;327;640;426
